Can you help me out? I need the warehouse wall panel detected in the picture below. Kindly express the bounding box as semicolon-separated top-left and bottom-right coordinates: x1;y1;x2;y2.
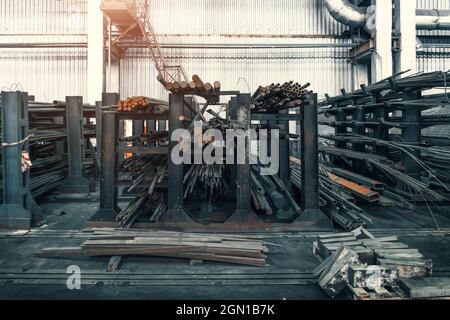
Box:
0;0;88;101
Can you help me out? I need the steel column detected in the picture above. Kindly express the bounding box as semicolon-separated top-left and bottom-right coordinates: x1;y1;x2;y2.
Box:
278;109;290;182
402;92;422;178
97;111;120;216
102;93;122;160
0;92;32;229
236;94;251;212
60;96;90;194
167;94;185;215
300;94;320;213
95;101;103;157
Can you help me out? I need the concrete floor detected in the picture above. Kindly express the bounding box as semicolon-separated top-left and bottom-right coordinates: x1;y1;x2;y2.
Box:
0;195;449;300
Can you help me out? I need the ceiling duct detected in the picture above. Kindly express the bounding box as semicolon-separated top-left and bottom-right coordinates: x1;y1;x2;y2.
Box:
325;0;450;31
416;9;450;30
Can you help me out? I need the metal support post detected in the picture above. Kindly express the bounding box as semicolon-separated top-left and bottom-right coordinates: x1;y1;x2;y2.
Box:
402;91;422;178
102;93;121;160
278;109;289;182
60;96;90;194
167;94;185;216
352;105;366;173
97;111;120;216
133;120;144;136
236;94;251;213
0;92;32;229
95;101;103;157
300;94;320;214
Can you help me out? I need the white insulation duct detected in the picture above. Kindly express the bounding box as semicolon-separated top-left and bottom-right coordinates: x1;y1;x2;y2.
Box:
325;0;450;31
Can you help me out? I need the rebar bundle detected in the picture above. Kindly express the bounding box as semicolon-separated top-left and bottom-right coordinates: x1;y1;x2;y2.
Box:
183;164;227;203
290;165;371;231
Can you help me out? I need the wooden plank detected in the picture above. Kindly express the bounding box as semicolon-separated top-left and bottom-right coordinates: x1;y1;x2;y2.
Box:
34;247;85;258
399;277;450;299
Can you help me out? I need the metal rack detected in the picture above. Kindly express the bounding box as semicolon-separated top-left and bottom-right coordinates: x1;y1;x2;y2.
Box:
0;91;97;229
252;93;321;217
320;71;450;198
93;96;170;219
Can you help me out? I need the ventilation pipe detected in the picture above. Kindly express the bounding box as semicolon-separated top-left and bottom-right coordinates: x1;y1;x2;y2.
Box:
325;0;450;31
324;0;369;30
416;9;450;30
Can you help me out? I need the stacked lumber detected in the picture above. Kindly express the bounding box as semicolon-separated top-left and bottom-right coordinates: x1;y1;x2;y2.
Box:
162;75;221;96
117;96;169;113
313;228;435;299
35;230;269;267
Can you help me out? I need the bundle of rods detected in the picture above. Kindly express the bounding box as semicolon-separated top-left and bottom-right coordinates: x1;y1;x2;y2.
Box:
117;157;168;227
119;131;169;149
183;164;228;203
318;141;448;203
162;75;221;96
120;154;167;185
117;96;169;113
290;165;371;231
251;82;311;113
321;70;450;104
251;165;301;218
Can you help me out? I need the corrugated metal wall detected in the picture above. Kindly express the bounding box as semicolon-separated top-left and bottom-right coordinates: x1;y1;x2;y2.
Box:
0;0;88;102
121;0;354;101
0;0;448;102
417;0;450;73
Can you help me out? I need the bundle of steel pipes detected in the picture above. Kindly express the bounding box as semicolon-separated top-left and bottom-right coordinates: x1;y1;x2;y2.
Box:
251;165;301;219
117;96;169;113
251;82;311;113
163;75;221;96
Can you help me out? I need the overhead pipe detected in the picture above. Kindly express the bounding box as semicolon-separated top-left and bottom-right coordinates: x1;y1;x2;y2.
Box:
325;0;450;31
416;9;450;30
324;0;370;31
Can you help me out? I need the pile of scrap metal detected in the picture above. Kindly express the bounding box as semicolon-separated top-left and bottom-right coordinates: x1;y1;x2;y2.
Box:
251;82;311;113
36;229;269;267
118;154;168;226
290;160;371;230
117;96;169;113
313;228;443;299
